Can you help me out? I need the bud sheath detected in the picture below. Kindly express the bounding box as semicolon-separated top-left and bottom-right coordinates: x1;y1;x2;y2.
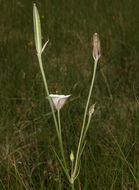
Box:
33;3;42;55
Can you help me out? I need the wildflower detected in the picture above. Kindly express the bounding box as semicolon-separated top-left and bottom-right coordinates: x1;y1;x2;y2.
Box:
92;33;101;61
49;94;71;110
41;15;45;19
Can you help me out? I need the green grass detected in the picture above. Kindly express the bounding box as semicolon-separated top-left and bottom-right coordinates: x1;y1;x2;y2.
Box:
0;0;139;189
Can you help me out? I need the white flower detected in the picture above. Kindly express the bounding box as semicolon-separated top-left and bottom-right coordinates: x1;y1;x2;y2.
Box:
49;94;71;110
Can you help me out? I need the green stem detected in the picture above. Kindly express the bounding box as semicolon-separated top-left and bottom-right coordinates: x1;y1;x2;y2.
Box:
57;109;68;170
71;183;75;190
73;59;98;178
71;160;74;178
82;59;98;137
37;54;68;175
77;115;92;161
58;109;62;139
81;115;91;149
37;54;59;137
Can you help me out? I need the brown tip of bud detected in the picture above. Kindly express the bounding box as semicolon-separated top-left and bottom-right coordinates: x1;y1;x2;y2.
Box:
92;33;101;61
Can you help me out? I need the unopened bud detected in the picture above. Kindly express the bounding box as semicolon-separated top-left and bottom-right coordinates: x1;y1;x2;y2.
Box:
33;4;42;55
70;150;74;162
89;103;96;117
92;33;101;61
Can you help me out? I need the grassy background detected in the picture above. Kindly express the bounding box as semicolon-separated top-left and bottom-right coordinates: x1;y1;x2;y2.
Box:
0;0;139;189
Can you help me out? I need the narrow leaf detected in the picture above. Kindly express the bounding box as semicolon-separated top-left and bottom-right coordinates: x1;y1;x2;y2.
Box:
51;147;70;181
41;39;49;54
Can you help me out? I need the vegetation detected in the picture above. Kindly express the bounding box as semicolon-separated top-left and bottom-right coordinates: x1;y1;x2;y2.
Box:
0;0;139;189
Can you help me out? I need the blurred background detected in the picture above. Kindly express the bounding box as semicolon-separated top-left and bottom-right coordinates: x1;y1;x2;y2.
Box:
0;0;139;189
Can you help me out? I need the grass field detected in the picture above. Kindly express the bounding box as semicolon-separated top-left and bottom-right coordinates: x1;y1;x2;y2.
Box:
0;0;139;189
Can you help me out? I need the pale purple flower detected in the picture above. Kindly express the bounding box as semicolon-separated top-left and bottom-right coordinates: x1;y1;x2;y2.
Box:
49;94;71;110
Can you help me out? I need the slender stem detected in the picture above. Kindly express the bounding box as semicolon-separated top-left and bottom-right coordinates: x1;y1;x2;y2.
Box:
71;183;75;190
73;59;98;178
81;115;91;149
57;109;67;169
71;160;74;178
78;115;91;161
37;54;69;175
58;109;62;139
82;59;98;135
38;54;68;179
37;54;59;137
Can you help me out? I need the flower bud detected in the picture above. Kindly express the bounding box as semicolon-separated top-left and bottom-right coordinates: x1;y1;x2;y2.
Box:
70;150;74;162
89;103;96;117
92;33;101;61
33;3;42;55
